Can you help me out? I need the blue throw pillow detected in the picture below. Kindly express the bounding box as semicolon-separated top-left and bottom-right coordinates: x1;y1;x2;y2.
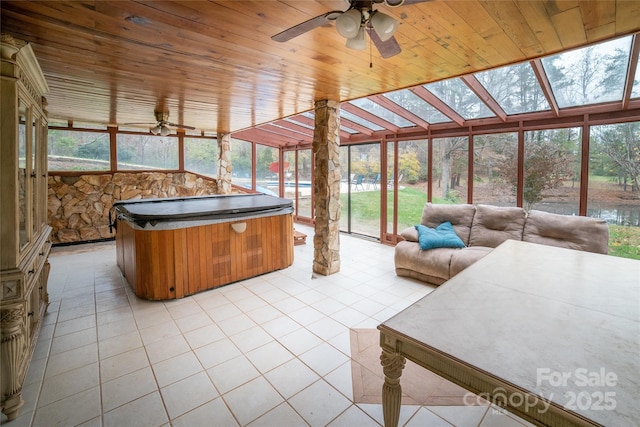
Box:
415;222;465;250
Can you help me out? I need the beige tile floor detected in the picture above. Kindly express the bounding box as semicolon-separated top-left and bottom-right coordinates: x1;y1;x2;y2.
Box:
2;224;533;427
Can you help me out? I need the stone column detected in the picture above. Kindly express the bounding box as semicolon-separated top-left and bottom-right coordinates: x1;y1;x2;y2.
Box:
217;133;232;194
312;100;341;275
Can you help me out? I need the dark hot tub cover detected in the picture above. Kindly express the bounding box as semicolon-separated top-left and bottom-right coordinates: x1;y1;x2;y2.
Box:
113;193;293;229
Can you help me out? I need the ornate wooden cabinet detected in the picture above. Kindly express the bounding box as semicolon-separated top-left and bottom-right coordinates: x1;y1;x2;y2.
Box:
1;34;51;421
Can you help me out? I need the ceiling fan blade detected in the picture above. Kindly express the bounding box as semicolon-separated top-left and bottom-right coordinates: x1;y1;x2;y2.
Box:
368;30;401;59
122;122;157;126
385;0;432;5
166;122;196;130
272;10;342;42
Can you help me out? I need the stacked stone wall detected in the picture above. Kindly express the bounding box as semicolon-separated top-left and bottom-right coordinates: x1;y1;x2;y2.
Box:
48;171;218;244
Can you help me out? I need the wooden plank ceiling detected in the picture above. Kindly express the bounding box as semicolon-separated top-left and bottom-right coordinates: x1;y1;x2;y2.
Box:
2;0;640;147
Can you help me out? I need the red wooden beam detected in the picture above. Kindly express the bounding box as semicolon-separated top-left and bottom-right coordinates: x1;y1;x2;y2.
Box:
233;128;301;147
461;75;507;122
530;59;560;116
272;119;314;138
258;124;313;143
622;34;640;109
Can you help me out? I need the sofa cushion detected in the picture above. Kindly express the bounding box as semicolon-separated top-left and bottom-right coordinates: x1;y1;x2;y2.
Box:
394;267;448;286
468;204;526;248
450;246;493;277
394;241;456;282
523;210;609;254
420;203;476;245
415;222;465;250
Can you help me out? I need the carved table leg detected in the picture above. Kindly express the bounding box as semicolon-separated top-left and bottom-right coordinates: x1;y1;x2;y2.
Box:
380;348;406;427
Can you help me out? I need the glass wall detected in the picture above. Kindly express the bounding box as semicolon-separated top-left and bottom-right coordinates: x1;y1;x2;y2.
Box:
48;129;110;171
589;121;640;258
589;122;640;226
283;150;296;199
397;140;427;230
296;149;312;219
255;144;279;195
432;136;469;203
473;133;518;206
184;137;218;177
116;134;178;170
386;142;395;236
340;143;381;238
522;128;581;214
230;138;252;189
339;145;350;232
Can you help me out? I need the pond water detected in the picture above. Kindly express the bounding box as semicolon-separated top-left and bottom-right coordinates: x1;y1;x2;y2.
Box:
536;202;640;227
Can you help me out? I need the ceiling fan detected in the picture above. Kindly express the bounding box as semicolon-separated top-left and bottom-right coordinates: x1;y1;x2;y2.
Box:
272;0;430;58
124;111;196;136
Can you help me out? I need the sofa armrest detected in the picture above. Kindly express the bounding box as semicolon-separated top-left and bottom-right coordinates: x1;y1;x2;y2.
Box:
400;226;419;242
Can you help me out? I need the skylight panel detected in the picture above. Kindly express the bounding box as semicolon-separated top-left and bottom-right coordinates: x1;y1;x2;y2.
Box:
476;63;550;115
298;112;358;133
348;99;414;128
341;126;359;134
284;117;314;130
541;36;632;108
424;78;495;119
383;90;451;124
270;123;310;136
340;110;385;131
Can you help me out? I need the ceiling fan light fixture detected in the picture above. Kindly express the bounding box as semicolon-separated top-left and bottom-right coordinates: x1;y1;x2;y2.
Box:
336;9;362;39
345;27;367;50
150;124;161;135
370;11;398;42
160;125;171;136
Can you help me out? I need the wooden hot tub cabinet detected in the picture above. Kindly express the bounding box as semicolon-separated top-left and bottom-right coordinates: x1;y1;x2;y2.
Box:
114;194;294;300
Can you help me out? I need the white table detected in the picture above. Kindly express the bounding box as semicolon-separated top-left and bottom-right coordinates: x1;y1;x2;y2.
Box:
378;240;640;427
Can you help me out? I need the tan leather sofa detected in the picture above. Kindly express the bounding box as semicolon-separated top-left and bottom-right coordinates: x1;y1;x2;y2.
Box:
395;203;610;286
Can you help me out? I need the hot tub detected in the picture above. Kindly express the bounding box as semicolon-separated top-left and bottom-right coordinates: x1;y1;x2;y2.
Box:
113;194;294;300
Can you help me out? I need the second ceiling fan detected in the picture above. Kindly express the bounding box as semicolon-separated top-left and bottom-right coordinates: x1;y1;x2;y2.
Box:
272;0;429;58
125;111;195;136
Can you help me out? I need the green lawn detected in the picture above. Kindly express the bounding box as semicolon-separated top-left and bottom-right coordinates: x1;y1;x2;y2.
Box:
609;225;640;260
342;187;640;260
